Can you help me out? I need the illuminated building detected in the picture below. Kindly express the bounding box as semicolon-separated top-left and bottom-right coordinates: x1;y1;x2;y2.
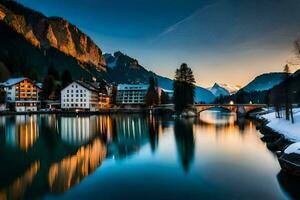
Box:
60;80;109;111
116;84;149;106
1;77;39;112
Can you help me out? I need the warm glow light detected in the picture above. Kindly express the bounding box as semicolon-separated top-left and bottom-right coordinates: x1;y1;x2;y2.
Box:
229;101;234;105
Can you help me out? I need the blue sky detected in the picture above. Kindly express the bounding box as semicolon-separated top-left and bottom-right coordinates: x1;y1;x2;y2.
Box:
18;0;300;87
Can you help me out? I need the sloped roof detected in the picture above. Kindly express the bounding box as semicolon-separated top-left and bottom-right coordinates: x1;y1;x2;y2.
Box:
0;77;28;87
75;81;98;92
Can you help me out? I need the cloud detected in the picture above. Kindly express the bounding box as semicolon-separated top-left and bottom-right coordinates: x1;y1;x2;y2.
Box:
150;0;223;43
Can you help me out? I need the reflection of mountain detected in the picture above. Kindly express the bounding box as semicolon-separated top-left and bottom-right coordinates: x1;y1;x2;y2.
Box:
0;114;159;199
0;161;40;200
174;119;195;172
48;138;107;193
0;115;109;199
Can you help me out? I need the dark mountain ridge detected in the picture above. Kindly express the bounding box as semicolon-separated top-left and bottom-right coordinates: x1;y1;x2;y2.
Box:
104;52;216;103
0;0;106;81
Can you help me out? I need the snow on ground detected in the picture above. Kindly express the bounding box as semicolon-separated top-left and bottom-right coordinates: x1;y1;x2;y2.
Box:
284;142;300;154
260;108;300;142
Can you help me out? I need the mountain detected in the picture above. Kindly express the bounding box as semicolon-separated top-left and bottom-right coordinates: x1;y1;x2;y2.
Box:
218;83;240;94
240;72;286;92
0;1;215;103
209;83;230;97
104;52;215;103
0;0;106;82
269;70;300;104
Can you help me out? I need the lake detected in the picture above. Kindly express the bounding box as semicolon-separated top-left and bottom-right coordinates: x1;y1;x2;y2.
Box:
0;110;299;200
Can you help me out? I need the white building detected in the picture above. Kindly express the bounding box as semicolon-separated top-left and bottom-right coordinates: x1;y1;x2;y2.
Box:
116;84;149;105
61;81;109;111
1;77;39;112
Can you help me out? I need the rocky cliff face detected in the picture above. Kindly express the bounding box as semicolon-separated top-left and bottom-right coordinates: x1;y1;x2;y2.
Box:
0;0;106;71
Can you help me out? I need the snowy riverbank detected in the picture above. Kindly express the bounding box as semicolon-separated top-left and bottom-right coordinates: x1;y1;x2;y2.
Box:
258;108;300;142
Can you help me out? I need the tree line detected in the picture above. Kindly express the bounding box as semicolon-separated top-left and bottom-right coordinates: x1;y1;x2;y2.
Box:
145;63;196;114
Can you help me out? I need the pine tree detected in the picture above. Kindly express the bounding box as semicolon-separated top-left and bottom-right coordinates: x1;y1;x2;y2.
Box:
283;64;291;121
61;69;72;88
145;76;159;107
42;75;55;100
160;90;170;104
173;63;195;113
0;89;6;104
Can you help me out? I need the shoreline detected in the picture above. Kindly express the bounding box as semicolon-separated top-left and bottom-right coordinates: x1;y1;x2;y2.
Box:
248;112;294;152
0;108;150;116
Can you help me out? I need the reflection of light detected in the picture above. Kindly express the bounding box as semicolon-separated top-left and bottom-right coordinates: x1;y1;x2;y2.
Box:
60;116;113;146
5;115;39;151
200;110;236;125
115;116;148;142
0;161;40;200
48;139;107;193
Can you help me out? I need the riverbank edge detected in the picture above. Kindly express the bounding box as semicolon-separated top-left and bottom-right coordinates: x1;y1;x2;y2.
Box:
248;112;292;143
0;108;151;116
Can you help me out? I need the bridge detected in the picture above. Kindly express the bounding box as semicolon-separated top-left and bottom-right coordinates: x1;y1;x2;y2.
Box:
153;104;267;116
194;104;267;116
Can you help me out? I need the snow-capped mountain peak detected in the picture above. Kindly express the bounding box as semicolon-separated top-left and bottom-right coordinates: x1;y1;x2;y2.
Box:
209;83;230;97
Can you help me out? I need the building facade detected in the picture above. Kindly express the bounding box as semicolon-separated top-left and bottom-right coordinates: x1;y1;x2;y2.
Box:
1;78;39;112
116;84;149;106
61;81;109;111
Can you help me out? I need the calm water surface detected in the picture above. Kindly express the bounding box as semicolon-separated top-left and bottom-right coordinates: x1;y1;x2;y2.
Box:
0;110;299;200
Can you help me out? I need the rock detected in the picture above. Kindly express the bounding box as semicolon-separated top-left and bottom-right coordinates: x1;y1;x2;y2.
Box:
0;0;106;71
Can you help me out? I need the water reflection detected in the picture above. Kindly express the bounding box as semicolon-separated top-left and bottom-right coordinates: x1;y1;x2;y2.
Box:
0;114;159;199
48;139;107;193
0;115;39;152
174;119;195;172
108;115;152;159
0;111;293;199
0;161;40;200
277;171;300;199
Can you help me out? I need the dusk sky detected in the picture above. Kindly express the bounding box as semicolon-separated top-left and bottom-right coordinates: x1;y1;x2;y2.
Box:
18;0;300;87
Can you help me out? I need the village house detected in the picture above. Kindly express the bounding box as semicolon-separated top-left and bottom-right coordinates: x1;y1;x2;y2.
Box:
116;84;149;106
0;77;39;112
61;80;110;111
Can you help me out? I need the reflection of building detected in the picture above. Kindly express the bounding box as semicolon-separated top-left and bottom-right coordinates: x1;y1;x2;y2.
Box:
61;81;109;111
116;84;149;106
5;115;39;151
1;77;39;112
60;116;112;146
60;116;97;145
108;116;150;158
48;139;106;193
